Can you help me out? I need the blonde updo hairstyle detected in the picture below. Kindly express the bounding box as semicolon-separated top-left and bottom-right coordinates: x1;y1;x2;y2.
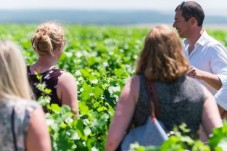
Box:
31;21;65;56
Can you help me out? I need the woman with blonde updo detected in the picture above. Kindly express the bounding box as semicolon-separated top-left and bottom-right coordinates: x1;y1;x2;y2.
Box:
27;21;78;115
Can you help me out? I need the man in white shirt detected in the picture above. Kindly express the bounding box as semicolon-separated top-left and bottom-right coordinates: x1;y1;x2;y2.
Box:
173;1;227;119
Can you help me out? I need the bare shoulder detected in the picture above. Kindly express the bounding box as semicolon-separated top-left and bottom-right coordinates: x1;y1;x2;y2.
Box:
123;75;140;91
131;75;140;84
58;72;77;86
27;108;51;151
59;72;76;81
30;108;46;123
120;75;140;104
56;71;77;105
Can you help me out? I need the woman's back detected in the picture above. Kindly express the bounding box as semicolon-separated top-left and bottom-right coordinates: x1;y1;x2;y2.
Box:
0;99;40;151
133;75;205;136
105;25;222;151
29;22;79;115
27;66;64;106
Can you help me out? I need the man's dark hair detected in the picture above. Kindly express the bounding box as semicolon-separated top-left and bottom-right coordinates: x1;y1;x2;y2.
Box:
175;1;205;27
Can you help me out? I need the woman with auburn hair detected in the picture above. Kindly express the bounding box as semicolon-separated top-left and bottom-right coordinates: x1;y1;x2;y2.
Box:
0;41;51;151
27;21;79;115
105;25;222;151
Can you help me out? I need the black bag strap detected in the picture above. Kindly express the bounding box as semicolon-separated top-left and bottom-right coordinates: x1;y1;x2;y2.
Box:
146;80;161;120
11;106;18;151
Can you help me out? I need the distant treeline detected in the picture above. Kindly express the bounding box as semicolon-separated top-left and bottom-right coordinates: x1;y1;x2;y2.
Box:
1;9;227;25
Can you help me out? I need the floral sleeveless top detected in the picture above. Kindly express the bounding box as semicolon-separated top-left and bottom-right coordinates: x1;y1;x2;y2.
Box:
27;66;64;107
0;99;40;151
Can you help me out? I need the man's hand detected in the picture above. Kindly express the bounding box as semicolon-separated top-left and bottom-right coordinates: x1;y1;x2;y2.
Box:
187;66;203;79
187;66;222;90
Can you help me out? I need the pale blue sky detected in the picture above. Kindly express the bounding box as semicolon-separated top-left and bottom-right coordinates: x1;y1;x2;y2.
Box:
0;0;227;16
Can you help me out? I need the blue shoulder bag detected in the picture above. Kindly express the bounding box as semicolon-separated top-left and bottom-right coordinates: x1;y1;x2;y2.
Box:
121;80;168;150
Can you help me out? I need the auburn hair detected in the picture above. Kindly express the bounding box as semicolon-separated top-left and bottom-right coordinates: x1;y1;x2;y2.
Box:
136;25;189;82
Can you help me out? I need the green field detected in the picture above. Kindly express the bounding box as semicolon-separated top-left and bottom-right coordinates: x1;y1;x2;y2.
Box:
1;24;227;151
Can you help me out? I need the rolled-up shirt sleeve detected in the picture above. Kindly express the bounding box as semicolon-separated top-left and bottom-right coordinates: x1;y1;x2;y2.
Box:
215;73;227;110
185;31;227;110
210;44;227;110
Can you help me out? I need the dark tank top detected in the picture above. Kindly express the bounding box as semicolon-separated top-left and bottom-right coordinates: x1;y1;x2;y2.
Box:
27;66;64;107
132;74;205;137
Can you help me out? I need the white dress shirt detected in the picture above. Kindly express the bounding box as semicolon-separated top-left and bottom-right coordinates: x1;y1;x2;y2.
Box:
184;31;227;110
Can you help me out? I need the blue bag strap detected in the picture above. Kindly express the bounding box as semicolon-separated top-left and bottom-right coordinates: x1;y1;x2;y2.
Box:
11;106;18;151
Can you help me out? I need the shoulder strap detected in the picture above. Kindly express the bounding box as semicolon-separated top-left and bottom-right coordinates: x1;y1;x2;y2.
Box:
146;80;161;119
27;66;31;74
11;106;18;151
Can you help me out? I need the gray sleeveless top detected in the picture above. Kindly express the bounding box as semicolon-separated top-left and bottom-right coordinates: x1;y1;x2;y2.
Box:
0;99;41;151
132;75;205;137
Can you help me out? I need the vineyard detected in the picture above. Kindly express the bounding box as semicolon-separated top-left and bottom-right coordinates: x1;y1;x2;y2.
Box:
0;24;227;151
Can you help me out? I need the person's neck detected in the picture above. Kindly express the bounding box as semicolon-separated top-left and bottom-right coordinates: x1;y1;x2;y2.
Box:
187;27;204;54
31;56;58;73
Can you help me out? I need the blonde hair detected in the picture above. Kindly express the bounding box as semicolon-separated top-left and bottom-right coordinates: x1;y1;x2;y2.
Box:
136;25;189;82
31;21;65;56
0;41;32;100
